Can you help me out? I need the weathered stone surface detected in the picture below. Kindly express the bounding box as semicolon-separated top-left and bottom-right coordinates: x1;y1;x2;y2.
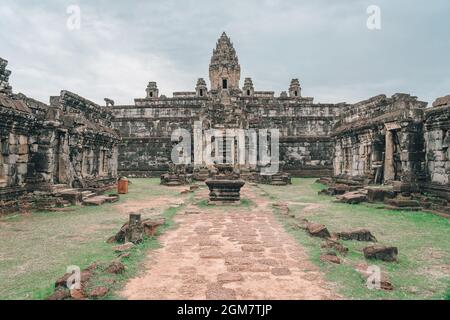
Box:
336;191;367;204
320;254;341;265
307;223;331;239
217;273;243;283
142;217;165;237
321;239;349;255
337;230;377;242
0;58;120;214
113;242;134;253
432;95;450;107
88;286;109;298
271;268;292;276
105;261;125;274
363;245;398;262
47;288;70;300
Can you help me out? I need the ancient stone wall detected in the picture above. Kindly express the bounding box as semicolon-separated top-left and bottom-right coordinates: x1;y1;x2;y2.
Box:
423;96;450;199
0;58;121;213
333;94;427;187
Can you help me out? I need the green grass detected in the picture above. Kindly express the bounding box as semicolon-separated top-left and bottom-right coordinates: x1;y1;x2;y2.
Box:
262;178;450;300
0;179;184;300
81;204;186;300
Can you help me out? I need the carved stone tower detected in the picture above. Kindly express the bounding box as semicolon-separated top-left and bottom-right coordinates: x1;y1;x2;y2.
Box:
0;58;12;95
289;79;301;98
196;78;208;97
209;32;241;91
242;78;254;97
146;82;159;99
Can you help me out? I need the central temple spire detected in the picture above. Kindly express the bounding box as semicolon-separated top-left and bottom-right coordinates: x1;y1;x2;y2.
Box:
209;32;241;91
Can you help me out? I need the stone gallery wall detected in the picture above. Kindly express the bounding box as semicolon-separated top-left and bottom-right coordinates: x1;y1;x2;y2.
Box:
0;58;121;212
332;94;427;187
423;96;450;199
111;92;346;177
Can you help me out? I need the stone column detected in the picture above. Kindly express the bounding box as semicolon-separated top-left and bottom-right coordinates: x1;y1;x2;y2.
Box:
384;130;395;182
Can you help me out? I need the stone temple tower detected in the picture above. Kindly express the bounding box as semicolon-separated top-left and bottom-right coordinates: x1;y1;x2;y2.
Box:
209;32;241;91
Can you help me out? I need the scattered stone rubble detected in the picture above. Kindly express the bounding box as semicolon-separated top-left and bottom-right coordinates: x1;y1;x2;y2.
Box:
107;213;166;244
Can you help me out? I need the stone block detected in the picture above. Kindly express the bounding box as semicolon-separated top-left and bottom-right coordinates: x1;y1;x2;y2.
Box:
16;163;27;175
17;144;28;155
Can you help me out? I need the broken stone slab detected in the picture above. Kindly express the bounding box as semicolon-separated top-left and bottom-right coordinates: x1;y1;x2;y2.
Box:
337;229;377;242
88;286;109;299
47;288;71;300
367;188;395;203
105;261;125;274
336;191;368;204
113;242;134;253
307;223;331;239
321;239;349;256
142;217;165;237
70;289;87;300
363;245;398;262
320;254;341;265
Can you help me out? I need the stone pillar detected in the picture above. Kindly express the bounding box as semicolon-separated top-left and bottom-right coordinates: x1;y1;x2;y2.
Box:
384;130;395;183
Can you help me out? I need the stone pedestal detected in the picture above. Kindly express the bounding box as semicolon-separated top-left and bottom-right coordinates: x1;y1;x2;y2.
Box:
205;179;245;203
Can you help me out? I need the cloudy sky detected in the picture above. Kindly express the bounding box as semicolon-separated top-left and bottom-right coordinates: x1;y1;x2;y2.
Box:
1;0;449;105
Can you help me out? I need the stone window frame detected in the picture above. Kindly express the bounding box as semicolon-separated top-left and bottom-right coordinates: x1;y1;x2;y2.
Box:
222;78;228;90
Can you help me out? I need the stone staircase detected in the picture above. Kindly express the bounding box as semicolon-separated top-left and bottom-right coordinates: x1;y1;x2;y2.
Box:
51;184;119;207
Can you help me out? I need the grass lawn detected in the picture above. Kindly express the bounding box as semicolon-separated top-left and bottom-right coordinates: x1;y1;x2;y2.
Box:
0;179;185;300
259;178;450;300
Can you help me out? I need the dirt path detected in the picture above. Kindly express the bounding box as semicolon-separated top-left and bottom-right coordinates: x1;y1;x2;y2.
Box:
120;186;339;300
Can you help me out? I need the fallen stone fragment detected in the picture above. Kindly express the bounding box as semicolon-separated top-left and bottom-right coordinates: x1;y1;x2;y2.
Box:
118;252;131;260
307;223;331;239
320;254;341;265
337;229;377;242
47;288;70;300
89;286;110;298
142;217;165;237
363;245;398;262
70;289;86;300
336;190;368;204
113;242;134;253
321;239;349;255
105;261;126;274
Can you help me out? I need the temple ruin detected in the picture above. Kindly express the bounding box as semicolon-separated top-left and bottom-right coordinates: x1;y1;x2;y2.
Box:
0;58;120;213
1;33;449;214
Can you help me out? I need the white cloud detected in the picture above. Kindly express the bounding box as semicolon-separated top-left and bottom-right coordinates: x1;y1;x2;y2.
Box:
1;0;449;105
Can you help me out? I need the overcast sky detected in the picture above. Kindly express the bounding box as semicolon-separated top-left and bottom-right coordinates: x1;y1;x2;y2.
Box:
1;0;449;105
